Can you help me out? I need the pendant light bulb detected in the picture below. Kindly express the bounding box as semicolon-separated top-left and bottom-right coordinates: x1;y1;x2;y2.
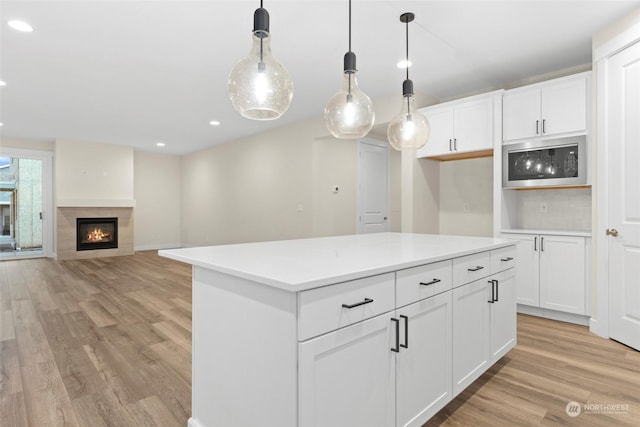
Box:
324;0;375;139
387;12;430;150
228;3;293;120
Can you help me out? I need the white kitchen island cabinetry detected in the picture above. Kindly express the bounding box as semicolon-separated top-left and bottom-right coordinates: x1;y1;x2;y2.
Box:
502;72;589;142
160;233;516;427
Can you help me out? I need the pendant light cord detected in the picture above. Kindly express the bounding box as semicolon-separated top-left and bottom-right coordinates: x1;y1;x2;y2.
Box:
405;19;409;81
259;0;265;64
348;0;352;53
348;0;352;96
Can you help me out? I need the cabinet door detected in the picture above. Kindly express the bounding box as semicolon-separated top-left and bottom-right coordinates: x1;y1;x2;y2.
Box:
508;234;540;307
454;97;493;152
541;77;587;136
490;270;517;363
503;88;541;141
452;279;490;396
416;107;454;158
396;292;452;427
299;313;395;427
539;235;586;314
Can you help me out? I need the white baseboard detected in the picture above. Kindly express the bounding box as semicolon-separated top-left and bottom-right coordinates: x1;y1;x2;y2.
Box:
135;243;182;251
517;304;590;326
589;317;609;338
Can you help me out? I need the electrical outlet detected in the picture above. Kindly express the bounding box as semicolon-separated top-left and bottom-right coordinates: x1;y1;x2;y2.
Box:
540;202;548;213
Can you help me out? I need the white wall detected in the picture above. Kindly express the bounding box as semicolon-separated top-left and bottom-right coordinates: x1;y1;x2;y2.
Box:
180;119;316;246
134;151;181;250
439;157;493;237
1;138;54;152
55;140;134;205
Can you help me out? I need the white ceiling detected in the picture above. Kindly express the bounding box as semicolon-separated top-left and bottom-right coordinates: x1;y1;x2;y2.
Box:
1;1;639;155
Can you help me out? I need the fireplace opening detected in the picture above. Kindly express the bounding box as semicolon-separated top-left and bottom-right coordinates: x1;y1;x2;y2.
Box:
76;217;118;251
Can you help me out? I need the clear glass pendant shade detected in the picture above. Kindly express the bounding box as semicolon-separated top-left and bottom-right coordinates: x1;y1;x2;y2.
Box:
387;94;430;150
324;72;375;139
228;33;293;120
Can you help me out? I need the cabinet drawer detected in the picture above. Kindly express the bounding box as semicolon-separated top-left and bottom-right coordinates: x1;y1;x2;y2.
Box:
298;273;395;341
396;260;452;307
491;246;517;273
453;252;491;288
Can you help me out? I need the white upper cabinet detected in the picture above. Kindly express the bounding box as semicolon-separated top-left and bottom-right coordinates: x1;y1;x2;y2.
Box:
417;91;502;159
503;73;588;142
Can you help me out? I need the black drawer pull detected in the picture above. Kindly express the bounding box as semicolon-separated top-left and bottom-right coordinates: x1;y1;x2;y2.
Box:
500;257;514;262
467;266;484;272
420;278;441;286
342;298;373;309
400;315;409;349
391;318;400;353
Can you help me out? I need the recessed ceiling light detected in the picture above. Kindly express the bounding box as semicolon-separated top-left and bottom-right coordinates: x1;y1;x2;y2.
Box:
396;59;413;69
156;142;165;147
8;20;34;32
0;81;6;86
209;120;221;126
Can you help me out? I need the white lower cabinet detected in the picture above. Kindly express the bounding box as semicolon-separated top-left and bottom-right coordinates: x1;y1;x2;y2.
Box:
298;246;516;427
453;269;516;396
506;233;587;315
452;279;491;396
298;313;395;427
396;292;453;427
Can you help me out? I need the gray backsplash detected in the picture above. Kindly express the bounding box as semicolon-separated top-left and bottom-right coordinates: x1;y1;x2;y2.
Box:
516;188;592;231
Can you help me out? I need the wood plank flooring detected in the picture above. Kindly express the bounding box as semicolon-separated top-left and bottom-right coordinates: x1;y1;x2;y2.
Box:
1;252;639;426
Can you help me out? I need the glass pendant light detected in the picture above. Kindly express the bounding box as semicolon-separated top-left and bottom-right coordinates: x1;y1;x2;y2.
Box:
387;12;430;151
228;1;293;120
324;0;375;139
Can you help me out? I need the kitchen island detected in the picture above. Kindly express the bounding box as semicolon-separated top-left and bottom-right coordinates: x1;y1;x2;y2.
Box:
159;232;517;427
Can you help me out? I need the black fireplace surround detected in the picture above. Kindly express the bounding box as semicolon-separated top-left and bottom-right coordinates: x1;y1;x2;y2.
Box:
76;217;118;251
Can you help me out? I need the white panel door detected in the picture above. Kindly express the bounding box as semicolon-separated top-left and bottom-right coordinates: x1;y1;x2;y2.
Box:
396;292;452;427
607;41;640;351
541;78;587;136
539;235;586;315
454;97;493;153
357;141;389;233
502;88;541;141
509;234;540;307
490;270;517;363
452;279;490;397
298;313;395;427
416;107;453;157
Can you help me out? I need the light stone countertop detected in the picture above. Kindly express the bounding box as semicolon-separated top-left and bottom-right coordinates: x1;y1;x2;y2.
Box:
159;232;515;292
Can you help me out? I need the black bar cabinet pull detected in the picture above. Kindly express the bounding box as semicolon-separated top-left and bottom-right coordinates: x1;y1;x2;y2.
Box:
534;237;537;251
542;119;546;134
400;315;409;349
536;120;540;134
468;265;484;272
391;318;400;353
495;280;499;302
488;280;495;303
501;257;514;262
453;138;457;151
342;298;373;309
449;139;452;151
541;237;545;252
420;278;441;286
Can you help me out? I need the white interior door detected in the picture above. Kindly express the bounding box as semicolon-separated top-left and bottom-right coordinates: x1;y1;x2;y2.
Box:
607;40;640;351
357;140;389;234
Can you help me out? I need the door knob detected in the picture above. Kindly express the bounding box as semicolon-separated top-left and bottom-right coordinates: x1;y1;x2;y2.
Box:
606;228;619;237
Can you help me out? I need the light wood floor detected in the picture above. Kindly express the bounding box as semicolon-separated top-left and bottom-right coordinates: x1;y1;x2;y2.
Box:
1;252;639;426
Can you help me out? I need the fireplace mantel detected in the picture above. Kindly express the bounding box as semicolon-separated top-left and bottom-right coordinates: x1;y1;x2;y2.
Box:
57;199;136;208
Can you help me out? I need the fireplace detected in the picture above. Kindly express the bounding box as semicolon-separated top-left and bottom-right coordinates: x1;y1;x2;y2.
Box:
76;217;118;251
